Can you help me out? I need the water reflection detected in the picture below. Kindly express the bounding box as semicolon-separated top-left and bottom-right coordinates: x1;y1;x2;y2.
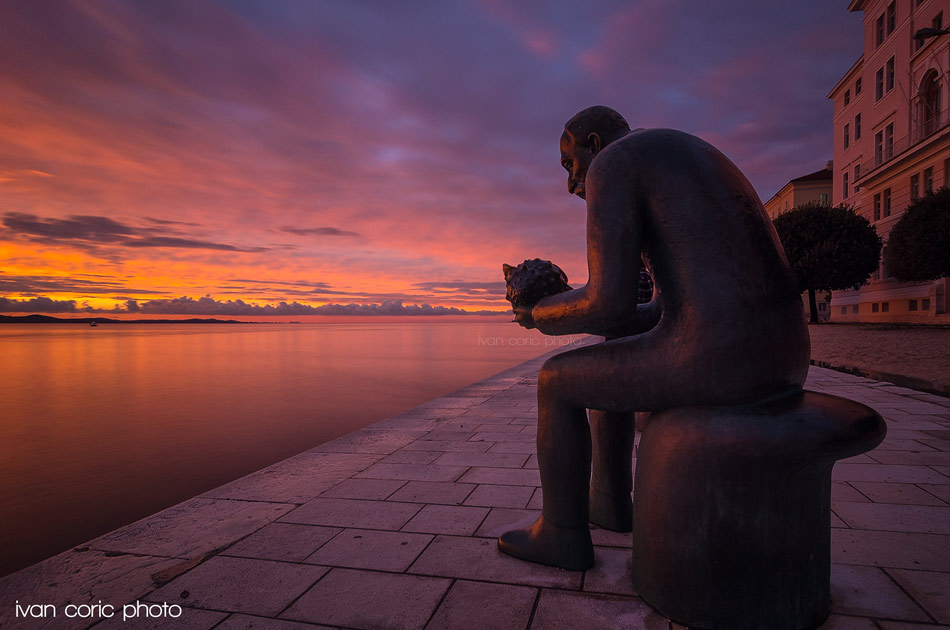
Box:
0;322;578;576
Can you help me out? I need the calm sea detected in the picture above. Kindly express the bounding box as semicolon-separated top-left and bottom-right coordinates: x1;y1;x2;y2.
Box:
0;320;578;576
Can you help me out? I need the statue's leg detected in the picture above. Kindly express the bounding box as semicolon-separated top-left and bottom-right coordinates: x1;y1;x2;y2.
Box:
589;409;634;532
498;334;680;570
498;354;595;570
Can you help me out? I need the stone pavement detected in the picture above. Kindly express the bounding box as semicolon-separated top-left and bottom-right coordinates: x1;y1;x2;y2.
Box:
1;352;949;630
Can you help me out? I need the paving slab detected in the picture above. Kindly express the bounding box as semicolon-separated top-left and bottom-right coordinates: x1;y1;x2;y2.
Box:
584;546;637;596
848;481;947;506
833;502;950;533
146;556;328;617
387;480;476;505
463;483;535;508
279;497;422;530
530;590;670;630
829;564;929;621
354;462;469;482
408;535;582;589
2;361;949;630
89;498;295;558
304;528;432;571
400;504;490;535
426;580;537;630
222;523;341;562
214;615;335;630
281;568;450;630
887;568;950;623
92;607;228;630
0;551;180;630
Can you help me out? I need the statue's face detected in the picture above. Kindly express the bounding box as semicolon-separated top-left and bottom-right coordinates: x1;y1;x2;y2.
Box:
560;131;594;200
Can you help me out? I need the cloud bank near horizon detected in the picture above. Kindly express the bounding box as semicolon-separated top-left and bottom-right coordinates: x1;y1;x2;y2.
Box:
0;295;505;317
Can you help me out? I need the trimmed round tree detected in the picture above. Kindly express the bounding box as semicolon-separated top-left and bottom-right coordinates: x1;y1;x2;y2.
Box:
883;187;950;282
773;202;882;323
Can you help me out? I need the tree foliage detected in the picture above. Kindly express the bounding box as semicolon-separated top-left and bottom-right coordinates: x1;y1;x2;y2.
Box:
883;187;950;282
773;202;882;323
773;202;882;292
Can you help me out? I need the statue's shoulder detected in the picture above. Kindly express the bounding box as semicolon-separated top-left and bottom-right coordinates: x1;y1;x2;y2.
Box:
606;129;721;171
619;128;704;150
594;128;700;172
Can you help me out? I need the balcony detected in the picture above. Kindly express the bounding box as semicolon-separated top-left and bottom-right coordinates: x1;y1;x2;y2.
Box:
854;107;950;185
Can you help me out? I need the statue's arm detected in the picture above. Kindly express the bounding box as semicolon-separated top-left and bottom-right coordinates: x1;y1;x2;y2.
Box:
530;152;645;336
590;300;661;338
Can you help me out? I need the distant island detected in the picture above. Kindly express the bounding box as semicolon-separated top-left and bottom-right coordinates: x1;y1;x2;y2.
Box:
0;314;247;324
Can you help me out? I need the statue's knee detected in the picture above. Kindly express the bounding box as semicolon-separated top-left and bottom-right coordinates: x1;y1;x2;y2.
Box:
538;355;566;395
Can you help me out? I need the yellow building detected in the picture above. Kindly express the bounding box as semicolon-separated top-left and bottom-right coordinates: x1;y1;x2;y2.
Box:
828;0;950;323
764;162;834;220
765;164;835;321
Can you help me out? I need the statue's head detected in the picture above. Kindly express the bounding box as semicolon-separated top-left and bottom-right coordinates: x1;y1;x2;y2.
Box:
560;106;630;200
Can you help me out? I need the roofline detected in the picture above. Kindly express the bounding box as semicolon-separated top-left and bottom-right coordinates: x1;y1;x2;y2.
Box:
764;181;794;208
790;173;834;184
828;55;865;98
848;0;868;12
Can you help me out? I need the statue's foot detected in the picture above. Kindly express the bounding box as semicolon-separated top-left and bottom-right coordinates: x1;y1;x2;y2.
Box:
497;517;594;571
588;488;632;533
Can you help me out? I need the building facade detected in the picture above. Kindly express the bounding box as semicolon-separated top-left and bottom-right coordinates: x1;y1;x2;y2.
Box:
765;164;835;320
764;162;834;220
828;0;950;323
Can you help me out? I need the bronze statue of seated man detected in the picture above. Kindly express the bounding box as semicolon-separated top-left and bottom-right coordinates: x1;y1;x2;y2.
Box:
499;106;810;571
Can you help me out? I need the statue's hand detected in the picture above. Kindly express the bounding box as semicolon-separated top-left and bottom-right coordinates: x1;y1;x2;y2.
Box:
512;305;536;329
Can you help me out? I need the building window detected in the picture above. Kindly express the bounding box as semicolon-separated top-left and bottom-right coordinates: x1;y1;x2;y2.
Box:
935;12;944;31
920;70;941;138
875;130;884;165
818;302;827;312
876;67;885;100
909;299;918;311
855;113;862;139
924;166;934;193
841;306;847;315
820;193;828;205
886;57;895;92
882;302;890;313
844;124;850;149
855;77;862;95
845;89;851;106
883;188;892;217
872;302;879;313
873;192;881;221
911;173;920;200
843;172;850;199
886;1;896;34
885;123;894;160
876;14;886;46
855;164;861;180
852;305;858;314
922;298;931;310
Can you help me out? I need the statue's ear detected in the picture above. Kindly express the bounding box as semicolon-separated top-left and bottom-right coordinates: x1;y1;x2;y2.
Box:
502;263;514;278
588;133;602;155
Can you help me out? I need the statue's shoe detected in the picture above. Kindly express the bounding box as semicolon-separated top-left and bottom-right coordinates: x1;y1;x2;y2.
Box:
497;517;594;571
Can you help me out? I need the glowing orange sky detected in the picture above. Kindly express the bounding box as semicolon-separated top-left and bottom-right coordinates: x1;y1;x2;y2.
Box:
0;1;863;318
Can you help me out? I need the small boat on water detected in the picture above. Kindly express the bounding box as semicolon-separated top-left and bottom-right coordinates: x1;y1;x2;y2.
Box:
89;321;98;327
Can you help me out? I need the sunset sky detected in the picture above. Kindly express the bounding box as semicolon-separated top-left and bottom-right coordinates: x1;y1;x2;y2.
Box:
1;1;864;317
